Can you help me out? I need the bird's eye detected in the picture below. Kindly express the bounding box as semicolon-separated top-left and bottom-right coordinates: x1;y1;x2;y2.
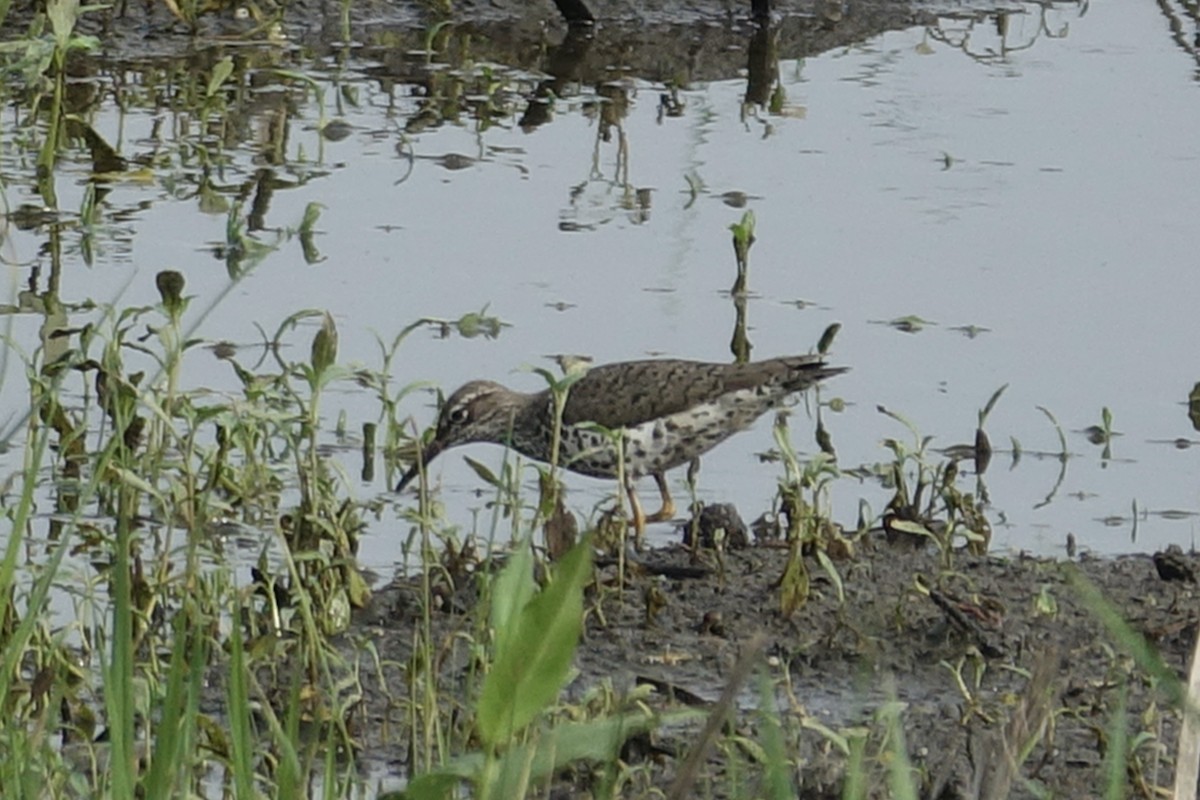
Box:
448;406;470;425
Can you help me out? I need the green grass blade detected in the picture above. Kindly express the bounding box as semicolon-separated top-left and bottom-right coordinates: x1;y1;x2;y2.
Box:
227;594;257;799
106;495;137;800
142;613;208;797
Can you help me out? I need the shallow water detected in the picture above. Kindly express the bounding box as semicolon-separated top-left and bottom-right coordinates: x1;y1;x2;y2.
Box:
2;0;1198;576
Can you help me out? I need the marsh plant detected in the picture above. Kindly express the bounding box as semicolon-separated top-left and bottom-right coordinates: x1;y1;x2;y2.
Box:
772;410;847;617
0;270;388;795
2;252;708;797
0;0;100;206
0;270;1188;799
395;535;675;800
874;393;1000;570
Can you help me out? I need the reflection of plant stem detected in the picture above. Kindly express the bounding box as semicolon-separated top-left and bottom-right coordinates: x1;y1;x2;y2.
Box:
925;5;1070;64
1034;406;1069;509
729;211;755;362
37;68;65;207
730;291;750;364
974;383;1006;481
1100;406;1114;462
729;211;755;294
1036;405;1068;461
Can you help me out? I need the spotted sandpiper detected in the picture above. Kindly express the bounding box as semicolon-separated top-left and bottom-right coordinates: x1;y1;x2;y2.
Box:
396;355;845;540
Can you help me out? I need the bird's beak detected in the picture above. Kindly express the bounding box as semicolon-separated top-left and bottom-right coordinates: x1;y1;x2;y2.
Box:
395;437;445;492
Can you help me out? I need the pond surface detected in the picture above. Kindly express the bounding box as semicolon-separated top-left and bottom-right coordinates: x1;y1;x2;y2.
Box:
3;0;1199;575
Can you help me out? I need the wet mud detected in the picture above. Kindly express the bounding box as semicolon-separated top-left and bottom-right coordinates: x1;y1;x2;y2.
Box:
357;524;1199;797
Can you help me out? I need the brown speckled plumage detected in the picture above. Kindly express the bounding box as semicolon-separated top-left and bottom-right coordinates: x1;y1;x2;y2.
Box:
396;355;845;538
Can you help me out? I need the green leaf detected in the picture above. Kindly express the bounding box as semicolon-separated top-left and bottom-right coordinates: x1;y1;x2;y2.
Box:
768;84;785;115
728;209;756;243
885;314;934;333
404;709;693;799
47;0;80;50
454;307;508;339
816;322;840;355
877;405;922;443
491;710;688;797
68;34;99;51
815;549;844;605
488;538;535;647
398;772;460;800
463;456;501;488
206;56;234;99
478;538;592;747
299;201;323;235
111;466;165;507
1034;584;1057;617
978;382;1008;426
799;715;851;755
310;311;338;376
345;567;371;608
887;519;935;538
299;232;323;265
778;544;809;616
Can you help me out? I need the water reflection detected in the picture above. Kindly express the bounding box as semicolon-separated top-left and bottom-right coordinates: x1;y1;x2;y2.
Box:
1;0;1198;575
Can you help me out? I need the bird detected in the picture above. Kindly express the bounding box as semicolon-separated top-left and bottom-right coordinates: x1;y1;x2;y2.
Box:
395;355;845;543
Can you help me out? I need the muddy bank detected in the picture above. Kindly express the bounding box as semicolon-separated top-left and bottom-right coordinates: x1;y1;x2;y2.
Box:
39;0;955;85
356;531;1198;797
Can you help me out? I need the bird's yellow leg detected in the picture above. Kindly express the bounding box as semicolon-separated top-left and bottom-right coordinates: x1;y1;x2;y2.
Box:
643;473;676;523
625;479;647;551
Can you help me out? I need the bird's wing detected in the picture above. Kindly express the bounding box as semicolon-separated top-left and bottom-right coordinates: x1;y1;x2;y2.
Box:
558;356;838;429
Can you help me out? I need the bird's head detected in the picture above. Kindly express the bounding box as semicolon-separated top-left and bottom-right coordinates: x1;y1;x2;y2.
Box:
395;380;521;492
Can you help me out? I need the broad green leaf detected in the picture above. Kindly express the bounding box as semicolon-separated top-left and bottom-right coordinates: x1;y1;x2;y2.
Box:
491;710;688;797
310;311;338;376
299;201;323;234
478;538;591;746
206;56;234;99
488;537;535;649
48;0;79;50
397;772;459;800
403;709;692;799
887;519;935;538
